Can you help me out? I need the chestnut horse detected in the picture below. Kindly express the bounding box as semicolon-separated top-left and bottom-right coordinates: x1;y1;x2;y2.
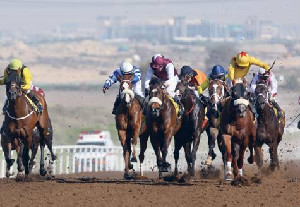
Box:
147;77;181;178
174;82;205;178
220;78;256;181
254;80;285;175
3;70;56;179
115;74;142;179
205;79;229;166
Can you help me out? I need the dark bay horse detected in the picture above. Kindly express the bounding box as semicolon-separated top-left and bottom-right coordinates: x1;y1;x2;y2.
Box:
115;74;142;179
205;79;228;166
174;82;205;178
254;80;285;175
3;70;56;179
220;78;256;181
147;77;181;178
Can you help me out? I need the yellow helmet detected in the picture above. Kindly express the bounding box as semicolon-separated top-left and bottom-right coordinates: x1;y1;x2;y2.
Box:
8;58;23;70
236;52;250;67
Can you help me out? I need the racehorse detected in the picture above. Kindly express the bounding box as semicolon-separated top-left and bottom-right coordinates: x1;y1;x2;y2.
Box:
254;80;285;174
174;82;205;178
147;77;181;178
205;79;228;166
3;70;56;179
220;78;256;181
115;74;142;179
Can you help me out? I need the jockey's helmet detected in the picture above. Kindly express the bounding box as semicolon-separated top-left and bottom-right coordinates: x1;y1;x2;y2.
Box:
8;58;22;70
180;65;196;78
210;65;226;80
236;51;250;67
150;54;164;69
120;62;134;75
258;67;269;80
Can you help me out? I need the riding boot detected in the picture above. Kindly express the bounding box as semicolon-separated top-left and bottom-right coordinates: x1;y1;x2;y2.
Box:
112;96;121;115
249;102;258;119
31;93;43;114
271;100;283;119
173;96;184;117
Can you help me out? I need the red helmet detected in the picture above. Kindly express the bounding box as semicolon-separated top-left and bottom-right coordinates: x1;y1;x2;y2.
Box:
150;54;164;69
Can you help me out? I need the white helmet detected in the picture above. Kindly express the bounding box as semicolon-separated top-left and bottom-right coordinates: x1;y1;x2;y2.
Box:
121;62;134;74
258;68;266;75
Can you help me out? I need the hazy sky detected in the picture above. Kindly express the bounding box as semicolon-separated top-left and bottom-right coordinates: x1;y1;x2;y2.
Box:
0;0;299;34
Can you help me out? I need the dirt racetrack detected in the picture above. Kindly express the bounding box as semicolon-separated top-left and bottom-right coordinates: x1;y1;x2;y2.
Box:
0;161;299;207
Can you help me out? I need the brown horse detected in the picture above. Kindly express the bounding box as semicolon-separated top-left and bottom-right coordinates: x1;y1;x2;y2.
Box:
147;77;181;178
205;79;229;166
174;82;205;178
254;80;285;175
220;78;256;181
3;70;56;179
115;74;142;179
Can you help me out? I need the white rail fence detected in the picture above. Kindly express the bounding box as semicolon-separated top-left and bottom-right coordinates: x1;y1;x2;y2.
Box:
0;145;212;178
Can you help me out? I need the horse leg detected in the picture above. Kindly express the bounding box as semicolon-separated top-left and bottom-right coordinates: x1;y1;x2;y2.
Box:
173;135;181;176
206;127;217;166
183;142;192;177
29;140;38;174
191;131;201;178
42;119;57;161
39;138;47;176
217;131;225;163
138;132;149;176
254;145;263;176
161;130;172;172
237;146;246;177
247;133;255;164
16;141;25;175
269;143;279;171
119;130;131;179
232;143;240;179
126;137;133;170
222;134;233;181
3;141;15;178
150;135;163;179
130;128;139;163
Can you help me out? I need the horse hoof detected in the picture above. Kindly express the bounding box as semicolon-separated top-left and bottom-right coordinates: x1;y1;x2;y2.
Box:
205;156;213;166
40;169;47;176
248;156;254;164
16;172;25;181
124;173;133;180
52;155;57;161
224;174;232;181
129;164;134;170
130;157;137;163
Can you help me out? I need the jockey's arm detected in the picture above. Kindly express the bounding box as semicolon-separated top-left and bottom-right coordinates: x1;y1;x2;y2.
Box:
131;68;141;84
228;59;235;81
199;78;209;94
144;67;153;89
104;70;119;90
21;67;32;91
164;63;176;86
0;69;8;85
249;74;259;94
269;74;278;97
249;57;270;70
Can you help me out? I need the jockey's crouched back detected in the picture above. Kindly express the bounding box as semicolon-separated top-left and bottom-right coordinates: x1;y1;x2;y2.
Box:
144;54;183;117
102;61;144;115
0;58;43;114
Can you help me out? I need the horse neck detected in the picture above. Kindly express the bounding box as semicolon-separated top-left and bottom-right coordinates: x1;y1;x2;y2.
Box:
258;104;275;123
182;92;194;112
8;95;30;116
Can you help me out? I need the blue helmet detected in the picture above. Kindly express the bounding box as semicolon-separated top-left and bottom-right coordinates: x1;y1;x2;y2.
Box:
210;65;226;80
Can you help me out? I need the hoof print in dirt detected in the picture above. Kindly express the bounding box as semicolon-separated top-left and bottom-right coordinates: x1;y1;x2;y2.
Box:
251;176;262;184
178;173;191;183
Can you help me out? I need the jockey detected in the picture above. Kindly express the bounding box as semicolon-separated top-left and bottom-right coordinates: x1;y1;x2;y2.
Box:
102;61;144;115
250;68;283;118
0;58;43;114
228;51;271;118
144;54;183;116
199;65;231;95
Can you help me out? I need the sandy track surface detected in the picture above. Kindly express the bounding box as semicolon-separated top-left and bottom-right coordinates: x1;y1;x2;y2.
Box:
0;161;299;207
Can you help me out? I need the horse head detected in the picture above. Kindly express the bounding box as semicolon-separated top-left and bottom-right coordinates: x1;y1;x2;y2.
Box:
148;77;164;118
118;74;135;107
231;78;249;117
255;80;269;110
5;69;22;100
208;79;225;115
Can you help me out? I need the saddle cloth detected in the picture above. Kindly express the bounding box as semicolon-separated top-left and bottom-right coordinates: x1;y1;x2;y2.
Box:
272;107;284;123
168;96;179;116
